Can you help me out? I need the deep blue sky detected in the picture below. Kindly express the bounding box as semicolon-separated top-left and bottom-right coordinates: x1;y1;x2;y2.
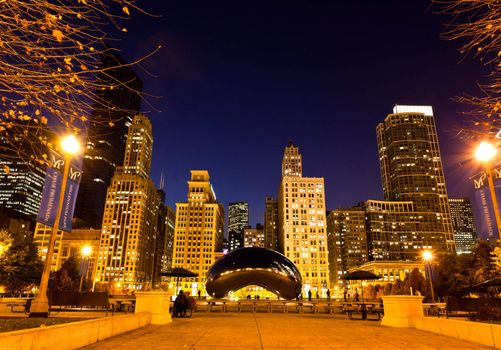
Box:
117;1;488;226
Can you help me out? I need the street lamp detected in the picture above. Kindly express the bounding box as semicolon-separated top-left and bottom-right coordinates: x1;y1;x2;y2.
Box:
422;250;435;303
30;134;80;317
475;141;501;240
79;245;92;292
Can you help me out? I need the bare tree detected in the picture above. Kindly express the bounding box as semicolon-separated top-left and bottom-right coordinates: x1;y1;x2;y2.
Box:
0;0;159;165
434;0;501;135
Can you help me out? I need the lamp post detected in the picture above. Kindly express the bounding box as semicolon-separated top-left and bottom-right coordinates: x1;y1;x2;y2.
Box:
29;135;80;317
475;141;501;240
79;245;92;292
422;250;435;303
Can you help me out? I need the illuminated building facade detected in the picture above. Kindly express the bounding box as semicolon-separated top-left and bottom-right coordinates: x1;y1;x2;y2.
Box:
162;205;176;271
363;200;422;261
278;142;329;295
264;195;279;250
0;122;51;220
377;105;454;253
172;170;224;296
448;198;477;254
34;223;100;277
95;115;159;290
282;141;302;177
229;230;244;251
74;50;142;229
244;224;264;247
327;209;368;287
228;202;248;235
347;260;424;290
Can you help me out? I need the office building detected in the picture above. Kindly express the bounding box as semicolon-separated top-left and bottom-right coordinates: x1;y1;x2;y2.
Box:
449;198;477;254
172;170;224;296
327;209;368;287
33;223;100;276
377;105;455;253
264;195;279;250
74;50;143;229
0;122;51;220
363;200;421;261
244;224;265;248
229;230;244;251
278;142;329;295
94;115;159;290
282;141;302;177
228;202;249;235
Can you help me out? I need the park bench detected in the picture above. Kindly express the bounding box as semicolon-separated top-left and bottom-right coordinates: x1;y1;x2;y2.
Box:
7;299;31;313
439;297;501;319
345;303;382;321
48;291;111;315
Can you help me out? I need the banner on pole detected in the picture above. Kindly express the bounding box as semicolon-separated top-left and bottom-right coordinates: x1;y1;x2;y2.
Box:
472;168;501;240
36;151;82;232
36;167;63;227
59;164;82;232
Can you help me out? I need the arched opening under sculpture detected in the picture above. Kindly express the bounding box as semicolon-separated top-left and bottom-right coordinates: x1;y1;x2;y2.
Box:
205;247;302;299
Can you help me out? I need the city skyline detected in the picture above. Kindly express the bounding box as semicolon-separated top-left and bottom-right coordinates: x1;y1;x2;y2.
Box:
113;1;490;227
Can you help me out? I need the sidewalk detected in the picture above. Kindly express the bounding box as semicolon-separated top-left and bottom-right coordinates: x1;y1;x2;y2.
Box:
81;313;493;350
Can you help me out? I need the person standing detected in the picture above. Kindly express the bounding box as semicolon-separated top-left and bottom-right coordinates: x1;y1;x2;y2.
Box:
326;289;331;300
308;289;312;301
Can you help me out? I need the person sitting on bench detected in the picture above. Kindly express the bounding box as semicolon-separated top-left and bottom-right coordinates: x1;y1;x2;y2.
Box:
174;290;188;317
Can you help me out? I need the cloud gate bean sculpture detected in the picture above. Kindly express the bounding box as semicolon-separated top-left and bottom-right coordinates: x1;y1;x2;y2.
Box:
205;247;302;299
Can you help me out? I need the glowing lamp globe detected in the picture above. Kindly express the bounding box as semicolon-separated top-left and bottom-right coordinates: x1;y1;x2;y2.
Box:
61;134;80;155
475;141;497;162
81;245;92;256
422;250;432;262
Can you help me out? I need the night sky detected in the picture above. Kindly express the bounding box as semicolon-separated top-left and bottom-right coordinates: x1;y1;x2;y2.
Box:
117;1;489;227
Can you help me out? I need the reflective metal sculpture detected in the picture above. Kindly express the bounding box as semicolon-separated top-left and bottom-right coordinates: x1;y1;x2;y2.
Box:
206;247;302;299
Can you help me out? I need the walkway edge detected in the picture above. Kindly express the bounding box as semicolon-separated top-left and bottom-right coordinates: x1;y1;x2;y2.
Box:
0;312;152;350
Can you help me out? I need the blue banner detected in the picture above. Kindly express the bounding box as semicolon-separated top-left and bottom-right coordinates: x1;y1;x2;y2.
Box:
472;168;501;240
36;151;82;232
36;167;63;227
59;164;82;232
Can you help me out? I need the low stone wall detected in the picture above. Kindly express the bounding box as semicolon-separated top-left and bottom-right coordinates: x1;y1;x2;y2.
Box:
0;312;151;350
410;316;501;348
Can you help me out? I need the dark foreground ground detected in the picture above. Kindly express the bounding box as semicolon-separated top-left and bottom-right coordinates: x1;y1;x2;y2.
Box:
0;317;89;333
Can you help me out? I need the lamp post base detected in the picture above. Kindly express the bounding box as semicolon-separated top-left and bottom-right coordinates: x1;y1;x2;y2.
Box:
29;299;49;318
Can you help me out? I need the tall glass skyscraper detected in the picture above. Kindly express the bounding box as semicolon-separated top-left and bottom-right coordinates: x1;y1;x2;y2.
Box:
377;105;455;253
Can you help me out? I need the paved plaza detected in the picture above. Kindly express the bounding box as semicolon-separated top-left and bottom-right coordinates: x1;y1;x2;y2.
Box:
81;313;493;350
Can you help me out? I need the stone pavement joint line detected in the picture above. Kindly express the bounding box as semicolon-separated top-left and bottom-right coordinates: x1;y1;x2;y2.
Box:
253;313;265;350
80;313;495;350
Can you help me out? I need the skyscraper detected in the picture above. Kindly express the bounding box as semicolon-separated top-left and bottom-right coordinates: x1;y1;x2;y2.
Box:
282;141;302;177
244;224;265;248
74;50;143;229
327;209;368;286
228;230;244;251
94;115;159;290
172;170;224;296
449;198;477;254
377;105;455;253
363;200;420;260
278;142;329;295
228;202;249;234
264;195;279;250
0;122;51;220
